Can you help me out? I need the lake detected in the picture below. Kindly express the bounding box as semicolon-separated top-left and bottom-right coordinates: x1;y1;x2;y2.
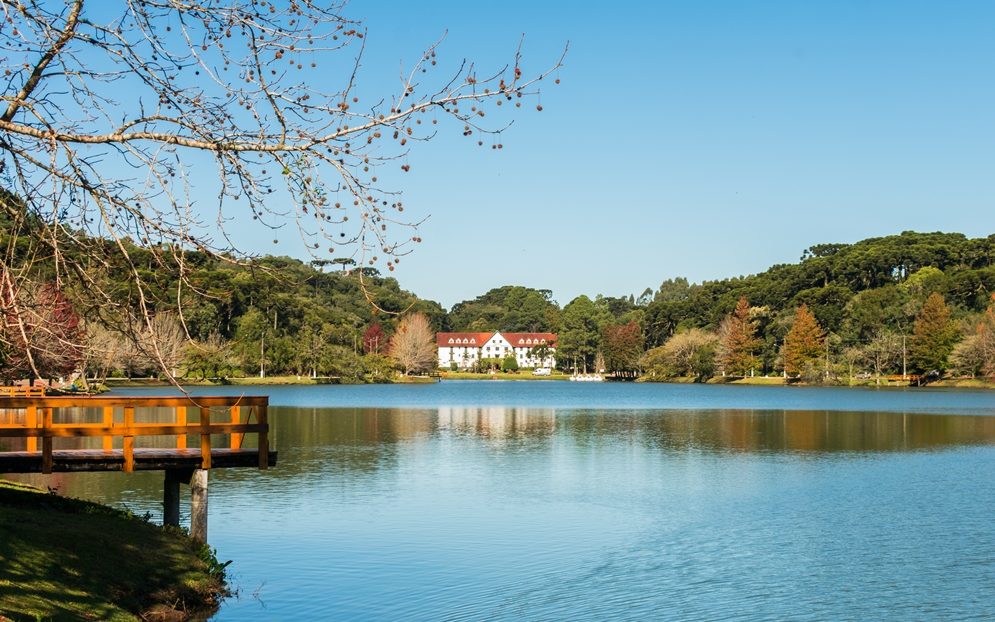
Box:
8;381;995;620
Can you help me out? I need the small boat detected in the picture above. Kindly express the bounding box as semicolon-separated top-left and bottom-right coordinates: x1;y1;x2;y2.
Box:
569;373;604;382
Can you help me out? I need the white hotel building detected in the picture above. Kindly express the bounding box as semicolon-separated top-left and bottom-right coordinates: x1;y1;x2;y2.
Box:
437;331;557;370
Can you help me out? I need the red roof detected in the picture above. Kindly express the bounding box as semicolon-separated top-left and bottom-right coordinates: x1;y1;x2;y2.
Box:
436;331;557;347
501;333;557;347
436;332;494;347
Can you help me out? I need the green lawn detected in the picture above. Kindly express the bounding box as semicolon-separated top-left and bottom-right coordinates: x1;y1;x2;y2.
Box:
440;371;571;381
0;480;226;621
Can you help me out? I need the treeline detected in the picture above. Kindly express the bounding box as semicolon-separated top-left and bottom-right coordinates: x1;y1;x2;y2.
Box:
81;253;448;383
444;231;995;382
4;226;995;385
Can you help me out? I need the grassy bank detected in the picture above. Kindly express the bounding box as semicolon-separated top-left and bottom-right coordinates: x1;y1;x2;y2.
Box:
440;371;571;381
0;480;227;621
104;375;341;387
640;375;995;389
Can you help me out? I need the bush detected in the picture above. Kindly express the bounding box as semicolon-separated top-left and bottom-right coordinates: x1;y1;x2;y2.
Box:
501;355;519;372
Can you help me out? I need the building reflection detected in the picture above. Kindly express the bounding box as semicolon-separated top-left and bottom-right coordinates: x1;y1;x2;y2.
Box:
5;406;995;513
436;407;556;439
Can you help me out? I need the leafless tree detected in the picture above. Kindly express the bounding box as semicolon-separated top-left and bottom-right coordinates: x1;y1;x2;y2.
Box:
139;312;186;376
389;312;435;375
0;0;565;374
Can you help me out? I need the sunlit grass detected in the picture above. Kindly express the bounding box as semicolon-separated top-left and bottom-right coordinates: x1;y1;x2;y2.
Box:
0;480;225;621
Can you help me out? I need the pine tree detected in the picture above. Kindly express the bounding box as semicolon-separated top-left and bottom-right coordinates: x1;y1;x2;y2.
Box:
909;292;959;373
782;304;825;376
718;296;760;376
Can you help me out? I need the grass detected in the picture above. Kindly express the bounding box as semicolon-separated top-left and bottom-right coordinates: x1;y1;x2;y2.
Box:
440;371;571;381
0;480;227;622
104;375;340;386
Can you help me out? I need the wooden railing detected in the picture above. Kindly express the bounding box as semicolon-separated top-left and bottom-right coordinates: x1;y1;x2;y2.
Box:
0;395;269;474
0;386;46;397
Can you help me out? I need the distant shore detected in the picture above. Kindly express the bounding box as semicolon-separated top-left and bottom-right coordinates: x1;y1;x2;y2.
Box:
99;374;995;389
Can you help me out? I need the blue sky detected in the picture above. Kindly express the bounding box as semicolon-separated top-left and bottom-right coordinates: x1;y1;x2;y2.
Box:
252;0;995;309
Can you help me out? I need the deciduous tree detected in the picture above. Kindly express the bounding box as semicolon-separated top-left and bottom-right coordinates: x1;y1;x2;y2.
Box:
641;328;717;380
717;297;760;376
781;304;825;376
0;1;564;367
602;321;644;377
389;312;436;375
860;330;902;384
0;279;85;382
363;323;387;354
909;292;959;373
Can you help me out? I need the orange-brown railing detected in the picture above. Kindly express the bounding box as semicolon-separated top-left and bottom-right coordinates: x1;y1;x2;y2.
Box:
0;386;46;397
0;395;268;474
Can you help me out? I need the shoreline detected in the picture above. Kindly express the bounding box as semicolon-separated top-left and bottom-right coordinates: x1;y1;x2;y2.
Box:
0;480;227;621
99;374;995;390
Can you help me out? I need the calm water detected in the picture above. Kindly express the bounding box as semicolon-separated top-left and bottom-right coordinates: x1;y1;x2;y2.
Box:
9;382;995;620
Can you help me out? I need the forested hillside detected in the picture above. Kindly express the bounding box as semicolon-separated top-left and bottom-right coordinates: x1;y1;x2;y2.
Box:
2;226;994;383
446;231;995;381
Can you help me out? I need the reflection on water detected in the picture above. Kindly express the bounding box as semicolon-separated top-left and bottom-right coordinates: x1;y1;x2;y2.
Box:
4;404;995;621
8;406;995;502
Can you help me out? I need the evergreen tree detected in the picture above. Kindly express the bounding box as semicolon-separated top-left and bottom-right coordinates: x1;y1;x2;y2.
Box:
909;292;959;373
717;297;760;376
558;296;611;372
782;304;825;376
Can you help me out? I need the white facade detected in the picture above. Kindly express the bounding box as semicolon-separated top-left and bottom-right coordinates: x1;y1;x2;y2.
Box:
438;331;556;370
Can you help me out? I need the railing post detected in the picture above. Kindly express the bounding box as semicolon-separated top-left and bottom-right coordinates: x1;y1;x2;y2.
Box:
123;406;135;472
102;406;113;451
230;405;242;449
25;405;37;452
258;404;269;470
176;406;187;449
41;407;53;474
199;407;212;469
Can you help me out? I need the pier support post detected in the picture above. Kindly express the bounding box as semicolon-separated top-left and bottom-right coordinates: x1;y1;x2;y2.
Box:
190;469;209;543
163;468;193;528
163;470;181;527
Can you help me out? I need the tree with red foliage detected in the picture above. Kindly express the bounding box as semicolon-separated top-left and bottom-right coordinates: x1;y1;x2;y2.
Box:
602;321;644;377
363;323;387;354
781;304;825;376
717;296;760;376
1;278;85;383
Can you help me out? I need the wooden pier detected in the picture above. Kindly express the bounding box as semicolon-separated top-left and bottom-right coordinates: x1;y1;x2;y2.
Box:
0;395;276;542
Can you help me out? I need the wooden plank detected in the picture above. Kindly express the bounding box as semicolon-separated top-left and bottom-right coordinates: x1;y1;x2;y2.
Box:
102;406;113;450
0;447;277;473
230;405;242;449
0;423;266;438
199;407;211;469
176;406;187;449
41;407;53;474
123;406;135;472
26;405;37;452
0;395;269;408
258;405;269;469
